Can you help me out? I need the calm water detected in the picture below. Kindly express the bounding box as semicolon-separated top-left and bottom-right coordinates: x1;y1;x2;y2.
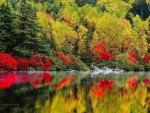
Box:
0;71;150;113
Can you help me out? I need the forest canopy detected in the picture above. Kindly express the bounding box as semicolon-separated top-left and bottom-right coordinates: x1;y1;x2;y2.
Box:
0;0;150;71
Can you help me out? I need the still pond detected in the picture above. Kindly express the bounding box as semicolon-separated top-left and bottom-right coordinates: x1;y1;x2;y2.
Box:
0;71;150;113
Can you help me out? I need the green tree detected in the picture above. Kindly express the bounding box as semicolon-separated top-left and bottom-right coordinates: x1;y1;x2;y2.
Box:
0;2;15;52
13;0;50;57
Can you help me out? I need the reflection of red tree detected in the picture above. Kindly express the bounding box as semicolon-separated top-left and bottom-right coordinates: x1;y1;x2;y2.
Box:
29;72;53;88
54;76;74;89
92;80;114;98
143;77;150;87
92;86;103;98
99;80;115;90
43;72;53;84
127;76;138;88
0;72;17;89
54;52;74;65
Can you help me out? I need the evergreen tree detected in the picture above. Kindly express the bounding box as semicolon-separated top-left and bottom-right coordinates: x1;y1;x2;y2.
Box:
75;0;98;7
0;2;15;52
13;0;50;57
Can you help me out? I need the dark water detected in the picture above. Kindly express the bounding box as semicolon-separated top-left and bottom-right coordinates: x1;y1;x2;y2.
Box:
0;71;150;113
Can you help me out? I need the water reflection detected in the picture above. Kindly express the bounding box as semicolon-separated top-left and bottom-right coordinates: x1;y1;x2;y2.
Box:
0;72;150;113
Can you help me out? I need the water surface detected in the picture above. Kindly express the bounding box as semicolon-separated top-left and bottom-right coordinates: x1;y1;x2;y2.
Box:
0;71;150;113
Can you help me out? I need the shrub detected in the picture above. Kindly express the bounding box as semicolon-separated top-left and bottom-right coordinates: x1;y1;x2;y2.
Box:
54;52;74;65
30;54;43;70
92;42;114;61
142;53;150;63
0;52;18;71
43;57;53;71
17;58;29;70
127;52;138;64
116;53;144;71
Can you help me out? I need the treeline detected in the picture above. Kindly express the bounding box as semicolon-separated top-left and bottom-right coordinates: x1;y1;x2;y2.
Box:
0;0;150;71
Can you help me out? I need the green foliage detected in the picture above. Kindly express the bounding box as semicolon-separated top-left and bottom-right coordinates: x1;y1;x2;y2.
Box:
115;53;144;71
75;0;98;7
0;0;150;71
0;2;15;52
13;0;50;57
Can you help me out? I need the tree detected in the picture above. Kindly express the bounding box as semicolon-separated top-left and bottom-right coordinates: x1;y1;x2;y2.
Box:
0;2;15;52
13;0;50;57
130;0;150;20
75;0;97;7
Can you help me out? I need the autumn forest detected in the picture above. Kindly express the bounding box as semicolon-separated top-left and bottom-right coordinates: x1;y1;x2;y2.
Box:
0;0;150;71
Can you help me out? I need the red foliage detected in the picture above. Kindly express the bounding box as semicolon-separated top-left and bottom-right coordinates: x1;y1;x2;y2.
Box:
99;80;115;90
92;80;114;98
18;58;29;70
92;42;105;55
99;51;114;61
127;76;138;88
127;52;138;64
43;57;53;71
16;74;29;84
54;52;74;65
0;72;17;89
143;77;150;87
30;54;43;69
92;42;114;61
64;18;73;28
42;72;53;84
29;74;43;88
0;52;18;71
92;86;103;98
54;76;74;89
143;53;150;64
16;72;53;87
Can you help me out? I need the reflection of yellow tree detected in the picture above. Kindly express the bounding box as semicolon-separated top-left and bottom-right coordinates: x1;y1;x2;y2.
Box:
33;78;149;113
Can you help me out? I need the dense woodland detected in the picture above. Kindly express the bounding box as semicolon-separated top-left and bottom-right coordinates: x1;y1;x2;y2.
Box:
0;0;150;71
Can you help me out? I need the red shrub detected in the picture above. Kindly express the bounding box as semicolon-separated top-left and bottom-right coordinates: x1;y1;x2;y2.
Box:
99;51;114;61
30;54;43;70
43;57;53;71
0;52;18;71
92;42;105;55
18;58;29;70
54;52;74;65
92;42;115;61
127;52;138;64
143;53;150;64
